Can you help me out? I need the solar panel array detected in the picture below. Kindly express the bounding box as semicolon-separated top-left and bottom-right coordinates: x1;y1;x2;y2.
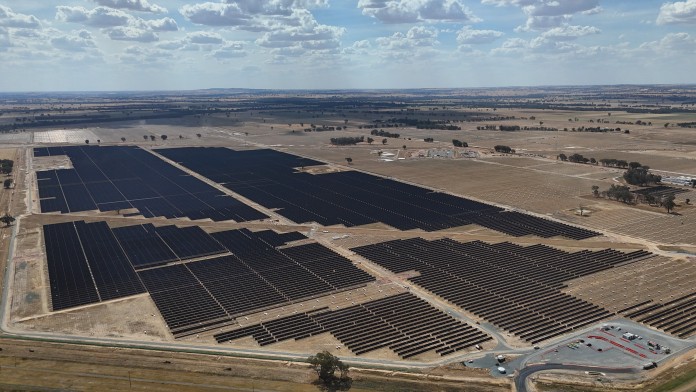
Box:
352;239;652;344
156;147;600;239
623;292;696;338
34;146;268;222
145;229;375;336
215;292;491;358
44;221;145;310
42;220;374;336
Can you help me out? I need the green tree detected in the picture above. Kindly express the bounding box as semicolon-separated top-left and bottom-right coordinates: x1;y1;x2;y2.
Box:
120;137;126;142
161;135;168;141
3;179;12;189
308;351;351;391
0;214;15;227
143;135;148;140
382;138;387;145
645;194;656;206
345;157;352;165
366;137;374;144
591;185;599;198
663;195;676;214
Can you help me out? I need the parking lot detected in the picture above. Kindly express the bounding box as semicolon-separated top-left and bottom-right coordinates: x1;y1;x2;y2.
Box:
523;320;693;371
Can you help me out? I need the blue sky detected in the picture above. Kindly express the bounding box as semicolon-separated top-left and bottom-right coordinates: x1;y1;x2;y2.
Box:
0;0;695;91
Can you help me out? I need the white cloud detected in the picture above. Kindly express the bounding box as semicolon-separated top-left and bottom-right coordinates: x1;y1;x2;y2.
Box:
156;40;185;49
108;26;159;42
147;17;179;31
657;0;696;25
211;41;247;59
255;9;344;53
358;0;479;24
342;39;371;55
180;0;331;32
0;27;11;51
57;6;178;41
179;3;251;27
0;5;42;29
92;0;167;14
56;6;132;27
374;26;440;61
456;26;503;45
640;32;696;52
51;30;98;51
582;6;603;15
492;25;601;57
119;45;173;63
537;25;600;41
483;0;599;31
187;31;224;44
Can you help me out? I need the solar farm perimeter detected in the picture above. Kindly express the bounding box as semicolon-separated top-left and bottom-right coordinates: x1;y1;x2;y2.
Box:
5;144;696;368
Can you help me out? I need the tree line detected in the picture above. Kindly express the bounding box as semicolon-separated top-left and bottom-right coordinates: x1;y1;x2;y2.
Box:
330;136;364;146
370;129;400;138
594;184;677;213
558;153;597;165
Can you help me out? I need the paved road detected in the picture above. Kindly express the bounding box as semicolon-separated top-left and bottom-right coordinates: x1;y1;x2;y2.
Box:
514;363;639;392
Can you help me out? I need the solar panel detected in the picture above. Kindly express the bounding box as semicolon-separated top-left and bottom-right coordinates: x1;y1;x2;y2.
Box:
74;221;145;300
112;224;178;268
154;225;226;260
43;222;100;310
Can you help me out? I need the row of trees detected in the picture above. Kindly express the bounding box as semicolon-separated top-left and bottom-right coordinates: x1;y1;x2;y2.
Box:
330;136;364;146
558;153;597;164
370;129;400;138
452;139;468;147
594;185;677;213
330;136;389;145
379;118;462;130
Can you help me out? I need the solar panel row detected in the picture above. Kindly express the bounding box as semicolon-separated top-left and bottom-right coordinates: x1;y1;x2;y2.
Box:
155;147;600;239
215;292;492;358
34;146;268;222
352;238;651;344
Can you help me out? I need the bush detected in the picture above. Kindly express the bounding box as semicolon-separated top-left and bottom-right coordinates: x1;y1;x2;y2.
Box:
494;145;513;154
